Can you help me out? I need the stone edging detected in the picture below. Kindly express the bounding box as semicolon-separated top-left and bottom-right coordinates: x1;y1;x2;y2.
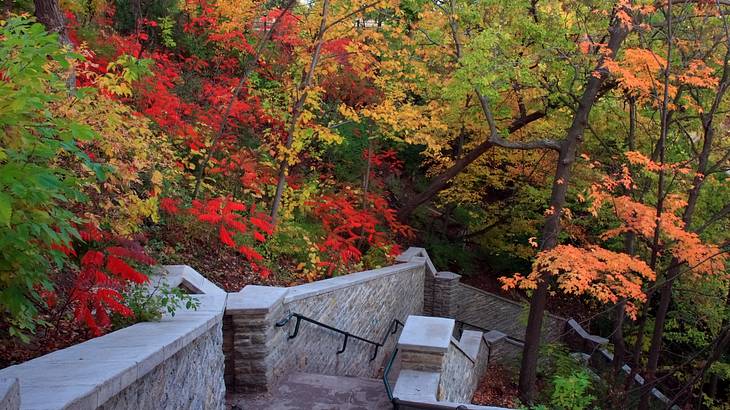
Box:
0;266;225;410
282;261;424;303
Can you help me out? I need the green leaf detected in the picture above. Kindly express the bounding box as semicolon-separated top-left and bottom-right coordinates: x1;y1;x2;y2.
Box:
0;192;11;226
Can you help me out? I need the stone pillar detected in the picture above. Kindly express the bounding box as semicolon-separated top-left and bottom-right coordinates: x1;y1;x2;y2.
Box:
225;286;288;393
398;315;455;372
432;271;461;318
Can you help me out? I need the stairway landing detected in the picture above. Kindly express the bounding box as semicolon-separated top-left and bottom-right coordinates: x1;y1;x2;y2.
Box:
227;372;392;410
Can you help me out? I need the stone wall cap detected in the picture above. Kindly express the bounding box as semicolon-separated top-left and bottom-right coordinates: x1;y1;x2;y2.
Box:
226;285;288;313
0;294;222;410
482;330;507;344
162;265;226;296
456;330;482;361
567;318;609;345
398;315;454;353
434;271;461;280
395;247;437;275
283;262;423;303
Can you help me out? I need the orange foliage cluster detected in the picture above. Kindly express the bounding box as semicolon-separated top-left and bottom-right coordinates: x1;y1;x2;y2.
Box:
501;245;654;318
589;160;726;278
597;195;726;277
624;151;692;174
604;48;673;101
678;59;720;89
501;148;727;318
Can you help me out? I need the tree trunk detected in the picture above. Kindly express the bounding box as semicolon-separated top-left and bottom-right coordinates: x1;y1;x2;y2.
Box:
270;0;330;224
518;15;630;403
638;6;730;405
612;98;637;379
34;0;75;89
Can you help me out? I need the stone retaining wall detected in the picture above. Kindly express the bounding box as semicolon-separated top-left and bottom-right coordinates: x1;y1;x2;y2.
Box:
455;284;566;342
393;315;509;410
225;261;426;393
0;266;226;410
99;323;224;410
281;264;424;377
438;339;489;403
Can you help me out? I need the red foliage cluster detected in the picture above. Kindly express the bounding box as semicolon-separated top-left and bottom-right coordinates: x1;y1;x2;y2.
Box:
310;190;412;275
162;197;274;277
49;223;155;336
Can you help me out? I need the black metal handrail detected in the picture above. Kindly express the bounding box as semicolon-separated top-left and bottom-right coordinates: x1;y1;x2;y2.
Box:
275;312;403;361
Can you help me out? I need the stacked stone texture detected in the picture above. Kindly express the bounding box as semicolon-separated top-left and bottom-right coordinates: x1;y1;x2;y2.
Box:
226;263;425;394
431;272;460;318
228;298;287;393
100;323;225;410
423;267;435;315
400;350;445;372
455;283;566;342
437;336;491;403
276;265;424;379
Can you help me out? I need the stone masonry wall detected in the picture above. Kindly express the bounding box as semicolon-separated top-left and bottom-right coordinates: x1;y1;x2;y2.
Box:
276;264;424;379
0;270;226;410
100;322;225;410
438;340;489;403
455;283;566;342
225;262;426;394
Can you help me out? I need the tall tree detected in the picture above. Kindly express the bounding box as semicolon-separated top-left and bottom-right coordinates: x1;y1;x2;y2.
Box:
33;0;75;88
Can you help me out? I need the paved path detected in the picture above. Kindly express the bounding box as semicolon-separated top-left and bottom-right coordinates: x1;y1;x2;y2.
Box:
227;372;392;410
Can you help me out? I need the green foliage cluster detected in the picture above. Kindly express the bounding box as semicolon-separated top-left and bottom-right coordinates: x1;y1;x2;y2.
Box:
0;17;99;337
114;282;199;326
528;344;598;410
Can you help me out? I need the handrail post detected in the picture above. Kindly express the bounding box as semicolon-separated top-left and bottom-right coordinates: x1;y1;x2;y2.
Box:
289;314;302;339
337;334;349;354
370;345;379;361
382;347;399;402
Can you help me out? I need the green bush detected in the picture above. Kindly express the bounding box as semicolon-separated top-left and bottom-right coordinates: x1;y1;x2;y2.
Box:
0;16;100;339
550;370;596;410
114;282;199;327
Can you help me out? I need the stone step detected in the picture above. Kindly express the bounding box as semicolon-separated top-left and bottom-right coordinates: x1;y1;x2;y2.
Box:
227;372;392;410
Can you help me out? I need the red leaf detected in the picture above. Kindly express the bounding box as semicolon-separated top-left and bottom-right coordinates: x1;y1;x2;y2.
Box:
106;255;148;283
219;225;236;247
81;251;105;268
239;245;263;261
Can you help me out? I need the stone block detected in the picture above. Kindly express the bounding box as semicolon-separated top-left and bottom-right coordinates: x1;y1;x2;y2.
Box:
398;315;454;353
392;370;440;402
226;286;287;314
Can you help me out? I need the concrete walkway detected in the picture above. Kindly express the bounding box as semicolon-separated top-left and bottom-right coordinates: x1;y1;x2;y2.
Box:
227;372;392;410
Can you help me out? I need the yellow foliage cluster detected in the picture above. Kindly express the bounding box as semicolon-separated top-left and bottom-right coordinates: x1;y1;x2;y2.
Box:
55;93;179;235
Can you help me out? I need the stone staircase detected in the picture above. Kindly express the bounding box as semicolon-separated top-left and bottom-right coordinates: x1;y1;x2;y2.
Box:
227;372;392;410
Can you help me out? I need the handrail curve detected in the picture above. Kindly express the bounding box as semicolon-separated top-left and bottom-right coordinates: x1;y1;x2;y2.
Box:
275;312;403;361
